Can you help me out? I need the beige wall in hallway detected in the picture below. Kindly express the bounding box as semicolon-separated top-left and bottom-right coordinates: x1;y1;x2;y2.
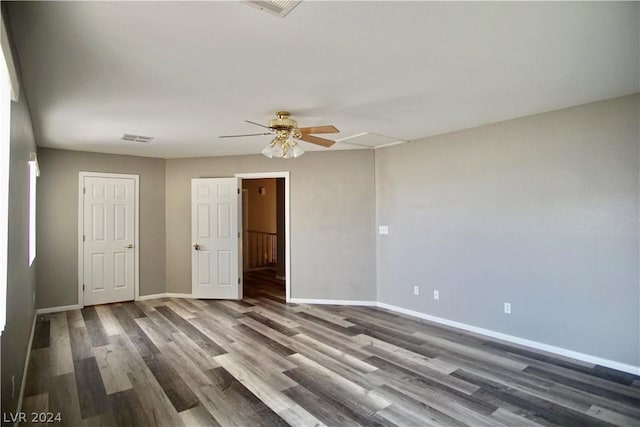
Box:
242;178;276;234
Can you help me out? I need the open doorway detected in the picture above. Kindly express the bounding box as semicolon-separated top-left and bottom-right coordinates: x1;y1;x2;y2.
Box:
237;172;289;302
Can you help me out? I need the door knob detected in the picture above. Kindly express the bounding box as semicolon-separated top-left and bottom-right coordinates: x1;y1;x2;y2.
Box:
192;243;200;250
125;243;134;249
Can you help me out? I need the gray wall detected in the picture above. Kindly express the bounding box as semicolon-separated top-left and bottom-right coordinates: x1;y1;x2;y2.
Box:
375;94;640;366
37;148;166;308
165;150;377;300
1;79;38;414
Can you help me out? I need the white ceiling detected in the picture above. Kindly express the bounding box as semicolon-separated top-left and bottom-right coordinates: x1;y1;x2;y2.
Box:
7;1;639;159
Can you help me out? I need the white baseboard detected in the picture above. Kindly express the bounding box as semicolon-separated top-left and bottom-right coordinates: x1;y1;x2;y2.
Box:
137;294;163;301
138;292;192;301
15;312;37;424
376;302;640;376
36;304;81;314
166;293;193;299
289;298;377;306
36;294;195;310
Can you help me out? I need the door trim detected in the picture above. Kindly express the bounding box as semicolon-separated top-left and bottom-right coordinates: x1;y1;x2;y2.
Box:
242;188;249;272
235;172;291;302
78;172;140;308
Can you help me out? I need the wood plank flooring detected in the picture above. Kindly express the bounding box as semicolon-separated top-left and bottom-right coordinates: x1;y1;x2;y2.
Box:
21;270;640;426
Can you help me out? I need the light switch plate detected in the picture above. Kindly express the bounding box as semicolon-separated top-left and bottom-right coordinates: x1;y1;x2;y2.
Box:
378;226;389;235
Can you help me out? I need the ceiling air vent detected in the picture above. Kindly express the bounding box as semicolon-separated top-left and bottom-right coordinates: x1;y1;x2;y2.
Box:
121;133;154;143
244;0;302;18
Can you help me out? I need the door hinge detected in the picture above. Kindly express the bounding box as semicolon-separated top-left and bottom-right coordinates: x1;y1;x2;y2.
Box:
83;235;85;242
238;278;241;284
237;188;240;194
82;284;85;291
83;187;86;194
237;231;240;238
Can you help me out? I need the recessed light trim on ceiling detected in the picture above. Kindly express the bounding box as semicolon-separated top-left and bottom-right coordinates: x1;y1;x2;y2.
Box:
121;133;154;143
244;0;302;18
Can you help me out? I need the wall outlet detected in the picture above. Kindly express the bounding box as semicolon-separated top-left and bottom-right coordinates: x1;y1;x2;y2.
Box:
413;286;419;296
378;225;389;235
433;290;439;300
504;302;512;314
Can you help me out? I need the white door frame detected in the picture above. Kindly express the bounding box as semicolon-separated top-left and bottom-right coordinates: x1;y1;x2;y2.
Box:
78;172;140;307
235;172;291;302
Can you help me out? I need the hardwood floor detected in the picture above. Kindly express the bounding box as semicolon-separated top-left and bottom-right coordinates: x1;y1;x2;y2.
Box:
20;270;640;426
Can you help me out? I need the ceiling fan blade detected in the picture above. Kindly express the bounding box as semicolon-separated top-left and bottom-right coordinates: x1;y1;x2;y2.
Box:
219;132;273;138
299;125;340;134
245;120;272;129
298;133;336;147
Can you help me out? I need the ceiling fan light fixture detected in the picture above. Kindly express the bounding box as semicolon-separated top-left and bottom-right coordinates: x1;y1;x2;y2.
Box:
292;143;305;158
283;148;294;159
271;139;285;158
261;144;274;158
262;130;304;159
226;111;337;158
286;134;304;158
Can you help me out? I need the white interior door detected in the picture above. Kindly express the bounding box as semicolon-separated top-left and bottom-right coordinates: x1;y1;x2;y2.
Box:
192;178;242;299
83;176;136;305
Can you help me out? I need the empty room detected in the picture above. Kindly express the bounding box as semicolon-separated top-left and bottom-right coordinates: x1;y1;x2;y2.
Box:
1;1;639;426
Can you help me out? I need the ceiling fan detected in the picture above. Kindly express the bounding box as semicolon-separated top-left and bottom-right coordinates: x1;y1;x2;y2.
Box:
219;111;339;158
